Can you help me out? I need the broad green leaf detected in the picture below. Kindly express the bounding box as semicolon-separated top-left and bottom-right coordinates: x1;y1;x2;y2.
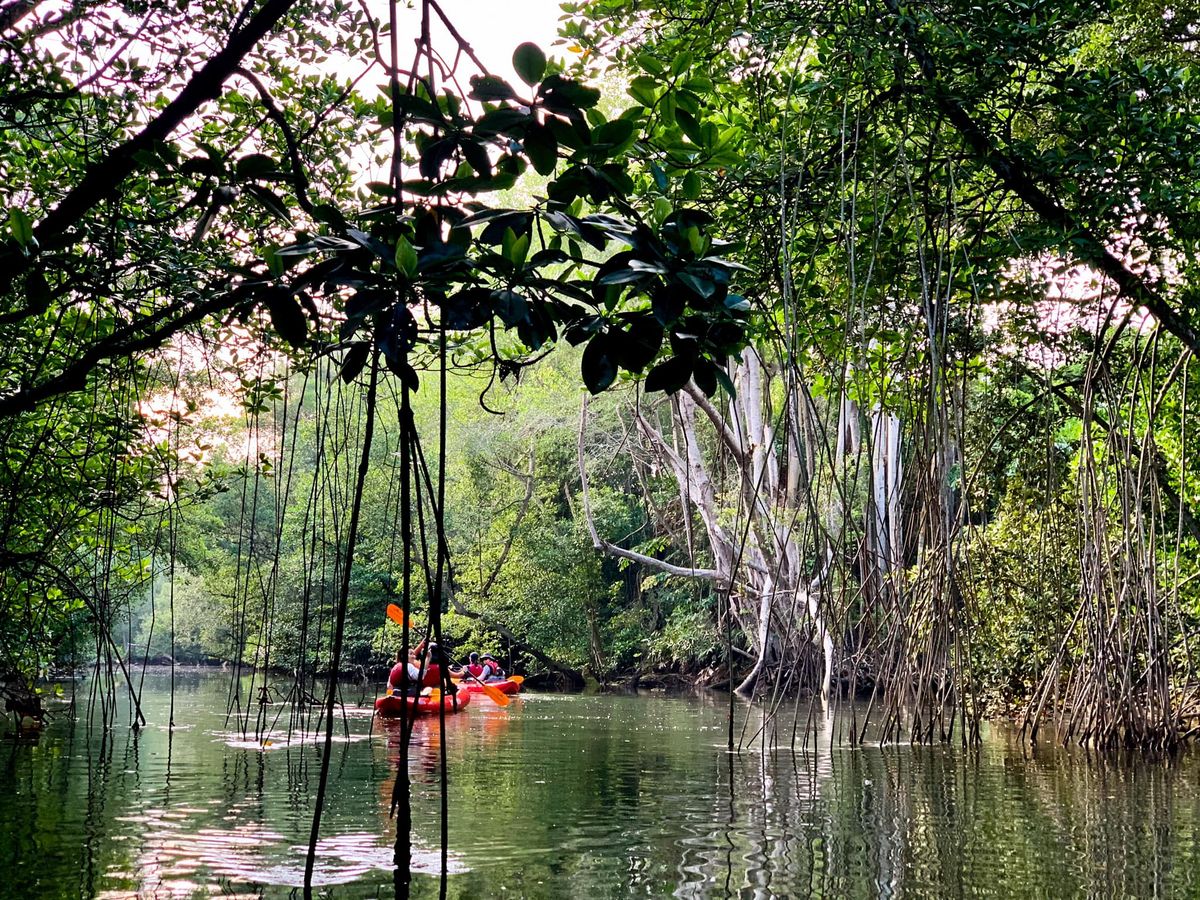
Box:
582;333;617;393
645;356;692;393
8;208;33;247
513;42;547;86
469;74;516;101
628;76;659;107
264;288;307;348
394;236;418;276
523;122;559;176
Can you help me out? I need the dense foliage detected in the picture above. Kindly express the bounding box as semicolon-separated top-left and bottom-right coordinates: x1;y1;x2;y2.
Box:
3;0;1200;752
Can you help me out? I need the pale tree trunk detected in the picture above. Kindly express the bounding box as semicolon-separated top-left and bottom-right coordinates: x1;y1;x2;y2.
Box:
579;349;839;700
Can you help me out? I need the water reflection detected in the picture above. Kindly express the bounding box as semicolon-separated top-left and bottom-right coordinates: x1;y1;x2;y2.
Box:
1;673;1199;898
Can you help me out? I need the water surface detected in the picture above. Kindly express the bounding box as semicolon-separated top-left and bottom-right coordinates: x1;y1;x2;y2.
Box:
2;672;1198;898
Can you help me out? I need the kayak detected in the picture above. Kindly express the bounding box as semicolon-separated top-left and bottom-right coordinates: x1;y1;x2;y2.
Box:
452;678;521;695
374;690;471;718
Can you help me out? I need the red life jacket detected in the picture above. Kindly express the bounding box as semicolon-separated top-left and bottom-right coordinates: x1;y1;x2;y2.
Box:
387;662;408;691
482;660;504;679
466;663;484;678
421;662;441;687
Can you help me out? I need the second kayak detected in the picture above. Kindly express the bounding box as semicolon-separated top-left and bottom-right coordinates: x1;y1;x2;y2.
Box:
452;678;521;695
375;690;472;718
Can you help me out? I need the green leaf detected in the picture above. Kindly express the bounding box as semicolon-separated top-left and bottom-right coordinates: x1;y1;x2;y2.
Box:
652;286;685;326
394;236;418;276
474;107;531;136
678;271;715;298
650;163;668;192
235;153;278;179
682;171;702;199
511;232;530;268
513;42;547;86
469;74;517;101
263;244;284;278
341;342;370;383
724;293;750;312
612;317;663;372
594;118;635;149
502;227;530;267
523;122;559;176
460;139;492;177
645;356;692;394
628;76;659;107
540;74;601;109
8;208;33;247
264;288;307;347
244;183;293;224
692;357;718;397
713;364;736;398
675;109;706;146
582;333;617;393
492;289;528;326
636;52;664;74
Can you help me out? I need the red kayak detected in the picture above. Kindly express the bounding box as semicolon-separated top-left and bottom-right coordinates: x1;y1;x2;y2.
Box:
374;690;471;718
452;678;520;695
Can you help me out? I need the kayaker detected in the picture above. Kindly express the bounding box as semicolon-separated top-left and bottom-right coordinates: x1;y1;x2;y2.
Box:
452;652;484;679
387;644;448;696
387;649;421;697
480;653;506;682
420;643;447;689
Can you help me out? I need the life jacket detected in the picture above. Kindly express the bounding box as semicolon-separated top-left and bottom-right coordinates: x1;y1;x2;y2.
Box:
466;663;484;678
481;660;505;680
421;662;441;687
387;662;408;692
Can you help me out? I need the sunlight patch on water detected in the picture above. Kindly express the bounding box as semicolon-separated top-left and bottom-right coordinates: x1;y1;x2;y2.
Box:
109;822;465;895
214;728;372;751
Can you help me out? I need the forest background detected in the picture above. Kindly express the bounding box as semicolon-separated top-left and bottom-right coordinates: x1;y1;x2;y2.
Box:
3;0;1200;749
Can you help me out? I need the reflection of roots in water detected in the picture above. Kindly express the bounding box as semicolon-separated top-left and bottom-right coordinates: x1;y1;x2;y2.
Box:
101;815;466;896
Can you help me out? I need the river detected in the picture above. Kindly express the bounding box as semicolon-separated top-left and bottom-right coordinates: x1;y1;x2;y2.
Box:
2;671;1198;898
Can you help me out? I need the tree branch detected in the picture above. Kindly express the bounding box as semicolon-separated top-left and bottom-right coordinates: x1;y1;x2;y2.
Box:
880;0;1200;357
578;395;724;584
5;0;300;271
0;283;256;417
480;444;535;595
682;379;747;466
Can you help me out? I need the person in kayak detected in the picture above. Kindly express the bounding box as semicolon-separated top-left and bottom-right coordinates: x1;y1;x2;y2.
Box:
387;649;421;696
453;652;483;679
480;653;506;682
388;644;450;696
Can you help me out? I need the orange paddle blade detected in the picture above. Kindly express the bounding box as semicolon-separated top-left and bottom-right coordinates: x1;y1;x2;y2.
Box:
386;604;409;628
479;681;511;707
507;675;525;686
427;688;441;702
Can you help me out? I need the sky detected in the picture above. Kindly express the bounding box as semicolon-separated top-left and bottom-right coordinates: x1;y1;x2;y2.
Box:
387;0;567;86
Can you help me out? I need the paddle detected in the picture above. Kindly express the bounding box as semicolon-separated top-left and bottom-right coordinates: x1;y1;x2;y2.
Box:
450;673;522;688
385;603;409;628
457;664;511;707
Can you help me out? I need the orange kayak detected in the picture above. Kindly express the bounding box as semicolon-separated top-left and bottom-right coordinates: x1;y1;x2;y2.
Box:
452;678;520;695
374;690;471;718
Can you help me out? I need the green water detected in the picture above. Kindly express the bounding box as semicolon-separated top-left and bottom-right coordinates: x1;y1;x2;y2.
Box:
2;672;1199;898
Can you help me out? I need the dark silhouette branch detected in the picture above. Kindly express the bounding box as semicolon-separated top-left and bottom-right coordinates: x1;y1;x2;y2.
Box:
0;283;257;417
5;0;300;272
